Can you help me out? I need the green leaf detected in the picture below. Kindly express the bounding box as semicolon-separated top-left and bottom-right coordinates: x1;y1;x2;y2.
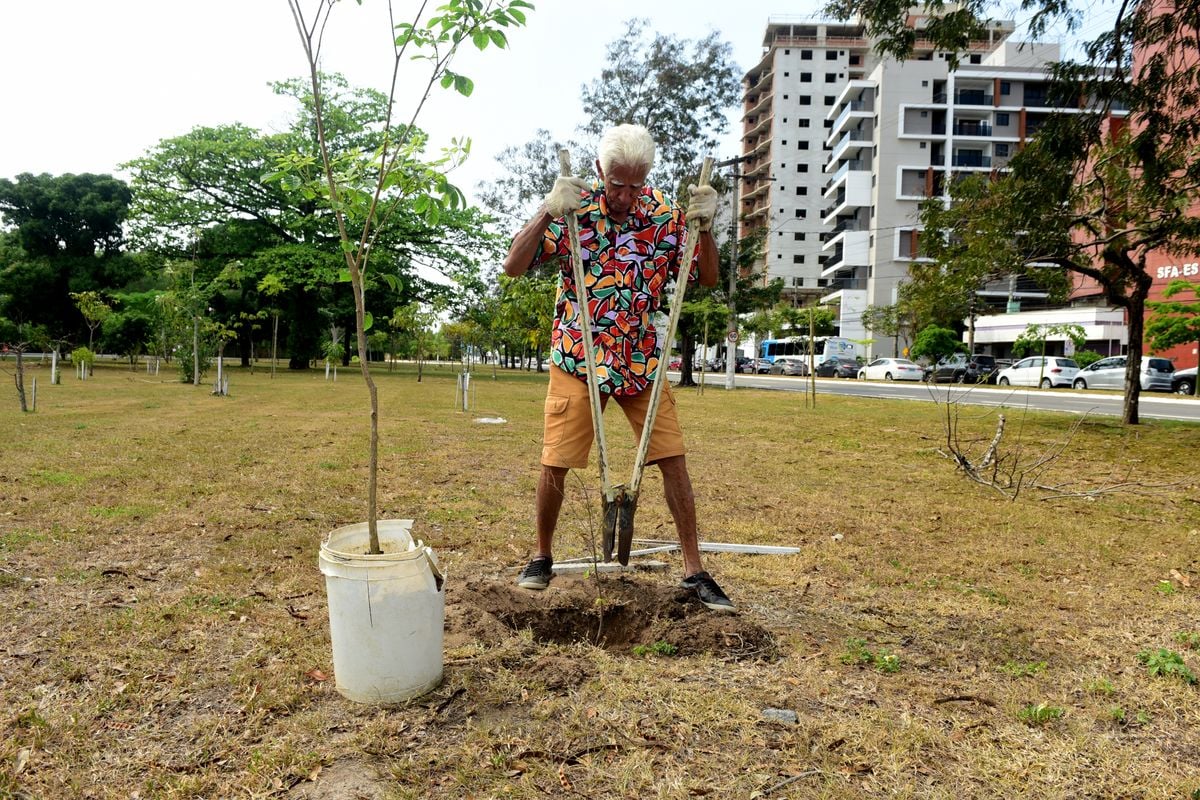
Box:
454;74;474;96
472;29;489;49
509;8;526;24
440;72;455;89
363;311;374;332
382;274;403;293
338;268;353;283
488;28;508;48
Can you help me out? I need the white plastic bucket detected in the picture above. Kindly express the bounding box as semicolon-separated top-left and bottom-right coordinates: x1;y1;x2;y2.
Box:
318;519;445;704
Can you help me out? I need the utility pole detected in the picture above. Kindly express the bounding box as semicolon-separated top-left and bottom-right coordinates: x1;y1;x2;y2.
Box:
717;154;752;390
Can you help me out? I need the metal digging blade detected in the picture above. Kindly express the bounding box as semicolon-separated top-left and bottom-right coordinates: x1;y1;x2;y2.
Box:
600;488;637;565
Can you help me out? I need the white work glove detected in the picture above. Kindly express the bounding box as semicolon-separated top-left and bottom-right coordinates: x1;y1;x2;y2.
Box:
543;176;589;218
687;184;718;232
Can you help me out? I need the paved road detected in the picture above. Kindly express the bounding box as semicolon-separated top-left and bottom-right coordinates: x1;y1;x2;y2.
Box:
684;372;1200;423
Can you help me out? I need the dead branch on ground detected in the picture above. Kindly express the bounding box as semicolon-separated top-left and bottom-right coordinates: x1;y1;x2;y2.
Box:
934;392;1188;501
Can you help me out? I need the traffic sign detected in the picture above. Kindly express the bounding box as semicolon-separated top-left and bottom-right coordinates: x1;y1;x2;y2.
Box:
726;330;738;343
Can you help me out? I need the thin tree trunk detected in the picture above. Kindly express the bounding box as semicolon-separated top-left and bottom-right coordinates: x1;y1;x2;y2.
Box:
14;350;27;412
271;313;279;379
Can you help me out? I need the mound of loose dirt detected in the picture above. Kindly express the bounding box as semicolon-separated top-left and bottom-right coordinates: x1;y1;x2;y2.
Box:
445;574;776;661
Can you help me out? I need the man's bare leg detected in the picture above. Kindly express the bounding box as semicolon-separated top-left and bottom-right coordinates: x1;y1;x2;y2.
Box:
657;455;703;577
534;465;570;558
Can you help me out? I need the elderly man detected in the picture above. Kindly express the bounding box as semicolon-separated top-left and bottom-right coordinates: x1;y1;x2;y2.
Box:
502;124;734;612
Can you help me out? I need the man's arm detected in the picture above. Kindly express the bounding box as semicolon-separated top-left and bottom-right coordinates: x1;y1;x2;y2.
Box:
502;206;553;278
696;230;718;287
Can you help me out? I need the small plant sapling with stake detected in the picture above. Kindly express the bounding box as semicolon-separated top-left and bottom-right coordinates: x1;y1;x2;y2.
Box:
273;0;533;554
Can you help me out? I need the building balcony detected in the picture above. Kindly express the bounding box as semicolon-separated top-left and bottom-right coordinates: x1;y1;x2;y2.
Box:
821;231;870;274
951;154;992;168
821;172;872;224
742;113;774;142
829;99;874;138
827;129;872;164
821;283;868;306
954;90;994;106
952;121;992;136
742;90;774;121
831;79;877;116
822;159;868;194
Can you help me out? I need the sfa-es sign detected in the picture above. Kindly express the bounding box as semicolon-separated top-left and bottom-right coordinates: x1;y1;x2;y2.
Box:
1156;262;1200;280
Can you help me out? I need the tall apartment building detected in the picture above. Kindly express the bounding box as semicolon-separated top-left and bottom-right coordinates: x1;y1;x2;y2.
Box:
742;16;1089;357
740;21;875;308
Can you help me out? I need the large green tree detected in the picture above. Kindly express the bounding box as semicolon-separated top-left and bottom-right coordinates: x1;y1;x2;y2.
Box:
480;22;741;219
580;20;742;192
125;75;504;370
0;175;142;343
0;172;131;258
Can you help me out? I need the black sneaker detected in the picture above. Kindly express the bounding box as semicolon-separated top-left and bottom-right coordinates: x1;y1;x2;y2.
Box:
679;571;736;613
517;556;553;590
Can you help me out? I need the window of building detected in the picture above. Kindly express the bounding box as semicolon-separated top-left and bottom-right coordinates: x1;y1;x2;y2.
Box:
996;112;1010;126
796;186;808;195
800;96;812;105
793;254;805;264
919;141;927;148
825;95;835;105
795;209;807;218
777;253;783;259
798;141;810;150
969;54;982;64
798;118;811;127
794;232;805;241
920;110;928;117
996;143;1010;156
783;94;789;100
801;72;812;81
801;49;812;60
785;49;790;55
922;80;928;87
825;72;836;82
793;277;804;286
797;164;808;172
784;72;790;77
824;119;833;128
827;50;838;60
1000;81;1011;95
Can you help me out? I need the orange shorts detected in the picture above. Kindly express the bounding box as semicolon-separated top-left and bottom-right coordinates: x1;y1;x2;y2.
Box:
541;365;686;469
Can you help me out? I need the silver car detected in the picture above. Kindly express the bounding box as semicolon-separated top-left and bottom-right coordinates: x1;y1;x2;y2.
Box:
1071;355;1175;392
768;356;810;376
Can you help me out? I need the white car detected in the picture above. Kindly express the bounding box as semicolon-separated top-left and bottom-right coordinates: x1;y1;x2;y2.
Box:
857;357;924;381
995;356;1079;388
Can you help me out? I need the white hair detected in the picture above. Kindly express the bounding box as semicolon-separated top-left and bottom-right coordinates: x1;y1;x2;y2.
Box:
597;124;656;176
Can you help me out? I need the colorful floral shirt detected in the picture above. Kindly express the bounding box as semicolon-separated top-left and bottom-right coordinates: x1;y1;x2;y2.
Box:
529;183;699;396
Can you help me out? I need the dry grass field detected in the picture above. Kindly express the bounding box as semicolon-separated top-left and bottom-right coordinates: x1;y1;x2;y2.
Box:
1;360;1198;799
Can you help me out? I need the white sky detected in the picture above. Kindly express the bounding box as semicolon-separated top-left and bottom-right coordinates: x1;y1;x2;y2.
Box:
0;1;824;205
0;1;1105;206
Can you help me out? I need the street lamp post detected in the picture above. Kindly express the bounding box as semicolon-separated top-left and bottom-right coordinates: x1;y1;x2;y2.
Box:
717;154;752;390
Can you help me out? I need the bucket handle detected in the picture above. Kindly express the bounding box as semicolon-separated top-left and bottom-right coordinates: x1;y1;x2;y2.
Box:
420;542;444;593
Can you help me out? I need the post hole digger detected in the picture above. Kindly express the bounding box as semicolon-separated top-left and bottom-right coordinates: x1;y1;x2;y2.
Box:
558;148;715;566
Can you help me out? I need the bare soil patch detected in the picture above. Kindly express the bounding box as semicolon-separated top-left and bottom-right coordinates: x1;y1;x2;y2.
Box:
447;574;777;660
